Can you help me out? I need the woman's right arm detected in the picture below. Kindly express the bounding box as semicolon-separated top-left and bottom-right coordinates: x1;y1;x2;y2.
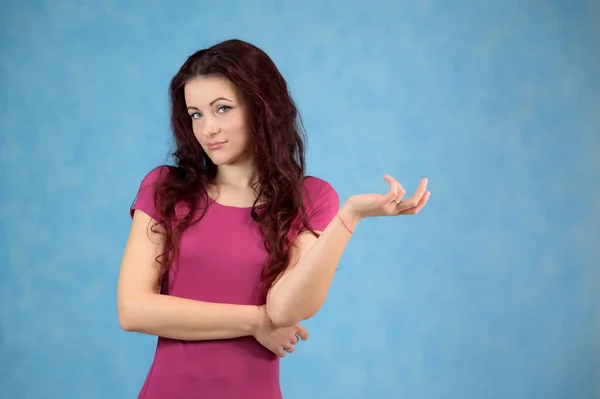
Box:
117;209;263;341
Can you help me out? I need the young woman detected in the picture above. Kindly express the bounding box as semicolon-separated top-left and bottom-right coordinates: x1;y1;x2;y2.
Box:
117;38;430;399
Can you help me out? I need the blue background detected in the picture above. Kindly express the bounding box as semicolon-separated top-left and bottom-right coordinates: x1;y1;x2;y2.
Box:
1;1;599;398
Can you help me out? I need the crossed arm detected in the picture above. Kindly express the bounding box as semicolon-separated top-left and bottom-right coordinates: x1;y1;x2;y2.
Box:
116;205;356;340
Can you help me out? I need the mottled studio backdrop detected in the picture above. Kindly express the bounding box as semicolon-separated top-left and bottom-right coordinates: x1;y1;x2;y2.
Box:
1;0;599;398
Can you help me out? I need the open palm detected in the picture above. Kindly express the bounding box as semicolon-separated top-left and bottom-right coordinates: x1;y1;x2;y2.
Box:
347;175;430;219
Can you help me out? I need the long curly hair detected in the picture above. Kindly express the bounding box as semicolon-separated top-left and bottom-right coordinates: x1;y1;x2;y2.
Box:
151;39;316;302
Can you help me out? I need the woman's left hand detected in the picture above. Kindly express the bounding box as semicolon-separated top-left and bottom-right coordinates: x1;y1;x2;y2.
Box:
345;175;430;220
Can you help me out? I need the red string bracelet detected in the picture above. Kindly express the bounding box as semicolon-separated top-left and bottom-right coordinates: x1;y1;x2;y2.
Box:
336;213;354;234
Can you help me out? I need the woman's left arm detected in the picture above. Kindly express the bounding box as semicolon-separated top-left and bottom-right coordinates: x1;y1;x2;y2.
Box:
266;175;430;327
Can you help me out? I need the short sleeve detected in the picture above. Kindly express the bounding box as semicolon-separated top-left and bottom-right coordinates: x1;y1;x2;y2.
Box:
299;177;340;233
130;166;169;221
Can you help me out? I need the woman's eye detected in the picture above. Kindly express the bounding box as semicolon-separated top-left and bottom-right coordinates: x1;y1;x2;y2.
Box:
190;112;202;119
217;105;231;113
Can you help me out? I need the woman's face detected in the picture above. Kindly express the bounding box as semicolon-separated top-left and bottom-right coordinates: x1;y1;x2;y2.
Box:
184;75;253;166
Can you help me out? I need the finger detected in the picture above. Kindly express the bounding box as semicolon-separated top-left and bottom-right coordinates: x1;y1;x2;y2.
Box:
295;325;309;341
399;190;430;215
396;178;428;210
273;347;286;358
412;190;430;213
383;175;406;203
413;178;428;201
291;334;299;344
282;344;295;354
383;174;402;200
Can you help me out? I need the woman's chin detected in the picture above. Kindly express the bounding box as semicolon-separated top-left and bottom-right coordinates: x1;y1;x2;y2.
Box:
207;154;235;166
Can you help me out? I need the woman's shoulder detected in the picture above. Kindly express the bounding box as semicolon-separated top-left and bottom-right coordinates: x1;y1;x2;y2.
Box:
302;175;334;190
136;165;196;195
301;175;339;210
292;175;340;232
130;165;173;220
138;164;174;186
302;175;337;197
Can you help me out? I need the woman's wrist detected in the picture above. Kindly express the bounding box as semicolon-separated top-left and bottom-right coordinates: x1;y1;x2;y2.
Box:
249;305;269;336
337;202;362;232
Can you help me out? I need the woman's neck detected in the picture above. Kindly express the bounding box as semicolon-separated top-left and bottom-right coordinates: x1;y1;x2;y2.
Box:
213;162;258;189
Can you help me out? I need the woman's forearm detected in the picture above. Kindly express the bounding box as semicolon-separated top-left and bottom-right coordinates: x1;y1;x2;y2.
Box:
118;294;262;341
266;203;360;327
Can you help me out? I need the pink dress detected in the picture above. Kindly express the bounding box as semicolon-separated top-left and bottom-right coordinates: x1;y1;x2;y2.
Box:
130;166;339;399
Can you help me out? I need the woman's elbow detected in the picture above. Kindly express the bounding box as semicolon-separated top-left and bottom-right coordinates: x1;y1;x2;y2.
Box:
267;304;317;328
118;316;134;332
117;299;140;332
269;313;297;328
